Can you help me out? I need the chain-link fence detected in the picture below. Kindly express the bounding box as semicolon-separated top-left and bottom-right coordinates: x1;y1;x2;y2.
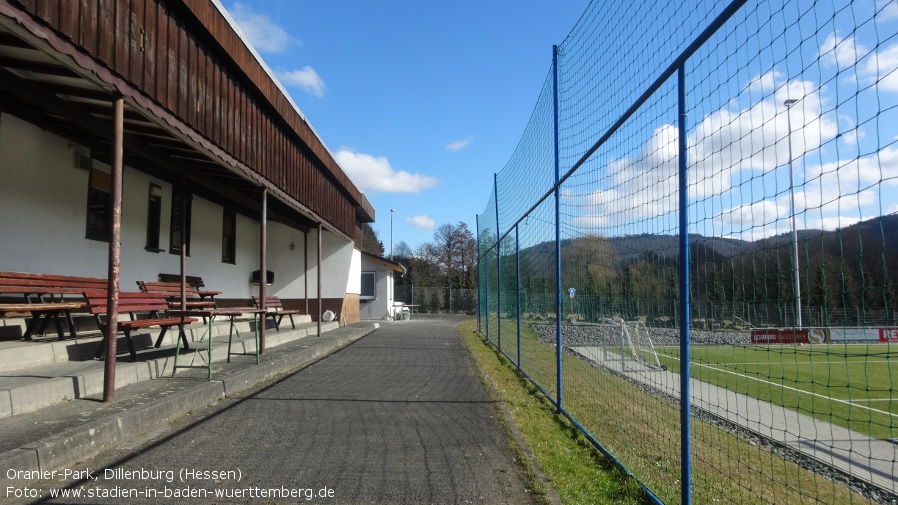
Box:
476;0;898;503
394;286;477;315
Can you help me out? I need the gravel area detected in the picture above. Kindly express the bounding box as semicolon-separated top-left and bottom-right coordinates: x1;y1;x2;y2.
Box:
532;322;752;347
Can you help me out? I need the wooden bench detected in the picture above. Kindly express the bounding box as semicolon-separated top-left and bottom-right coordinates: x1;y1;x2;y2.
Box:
0;271;108;340
83;291;198;361
136;281;217;310
253;296;304;331
157;274;221;306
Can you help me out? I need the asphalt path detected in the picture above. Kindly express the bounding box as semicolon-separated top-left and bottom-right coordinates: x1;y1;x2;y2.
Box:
24;316;539;505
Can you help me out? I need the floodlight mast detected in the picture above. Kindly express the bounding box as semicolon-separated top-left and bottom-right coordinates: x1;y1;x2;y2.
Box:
784;98;802;327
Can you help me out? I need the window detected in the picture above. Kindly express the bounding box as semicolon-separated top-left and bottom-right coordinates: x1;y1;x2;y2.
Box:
222;208;236;264
360;271;376;300
85;167;110;241
145;184;163;252
169;191;192;256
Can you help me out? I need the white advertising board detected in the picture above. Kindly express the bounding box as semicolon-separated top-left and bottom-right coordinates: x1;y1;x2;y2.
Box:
830;328;881;341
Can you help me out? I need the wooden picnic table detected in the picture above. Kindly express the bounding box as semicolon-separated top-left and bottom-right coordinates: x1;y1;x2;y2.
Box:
0;302;83;340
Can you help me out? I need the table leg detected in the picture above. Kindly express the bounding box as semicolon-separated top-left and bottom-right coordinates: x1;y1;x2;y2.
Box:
172;315;215;379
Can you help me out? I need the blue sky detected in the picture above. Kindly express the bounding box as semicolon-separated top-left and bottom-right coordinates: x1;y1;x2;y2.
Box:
554;0;898;243
219;1;898;252
218;0;591;250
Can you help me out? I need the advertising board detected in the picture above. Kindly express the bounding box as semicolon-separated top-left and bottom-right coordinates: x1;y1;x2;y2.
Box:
830;328;881;342
749;328;828;344
880;328;898;342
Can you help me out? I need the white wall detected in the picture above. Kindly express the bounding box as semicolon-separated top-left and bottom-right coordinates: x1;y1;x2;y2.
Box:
0;112;354;301
347;249;361;295
358;255;396;320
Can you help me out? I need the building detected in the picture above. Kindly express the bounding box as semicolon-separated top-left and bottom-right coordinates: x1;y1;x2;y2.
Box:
0;0;374;326
358;251;406;321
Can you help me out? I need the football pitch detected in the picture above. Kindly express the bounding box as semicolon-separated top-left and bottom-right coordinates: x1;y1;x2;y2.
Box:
653;343;897;441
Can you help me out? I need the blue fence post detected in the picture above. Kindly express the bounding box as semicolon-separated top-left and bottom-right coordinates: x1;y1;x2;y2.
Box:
553;44;563;410
516;224;522;370
476;218;482;334
677;62;692;505
495;174;502;352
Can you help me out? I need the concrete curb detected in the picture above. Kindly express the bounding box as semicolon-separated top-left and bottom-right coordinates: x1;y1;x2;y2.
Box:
0;323;377;487
0;321;340;418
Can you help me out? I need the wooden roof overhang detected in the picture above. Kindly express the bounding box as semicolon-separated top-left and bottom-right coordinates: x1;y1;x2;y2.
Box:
361;250;406;275
0;0;374;242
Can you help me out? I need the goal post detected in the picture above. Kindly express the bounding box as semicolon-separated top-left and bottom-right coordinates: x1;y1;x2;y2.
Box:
600;318;667;371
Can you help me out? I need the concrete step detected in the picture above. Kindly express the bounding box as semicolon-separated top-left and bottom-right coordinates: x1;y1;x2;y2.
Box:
0;322;379;488
0;319;337;418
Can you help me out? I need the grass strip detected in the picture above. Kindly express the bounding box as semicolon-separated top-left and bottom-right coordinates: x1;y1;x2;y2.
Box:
457;319;648;505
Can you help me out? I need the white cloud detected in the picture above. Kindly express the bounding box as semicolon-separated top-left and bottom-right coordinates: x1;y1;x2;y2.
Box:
819;33;864;70
818;32;898;93
565;71;855;240
277;67;326;98
877;0;898;22
228;3;299;53
334;148;439;194
446;137;473;151
572;214;611;228
859;42;898;93
407;215;436;230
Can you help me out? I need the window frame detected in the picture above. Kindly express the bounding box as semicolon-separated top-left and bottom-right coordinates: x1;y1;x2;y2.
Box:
145;183;163;252
85;167;111;242
169;190;192;256
360;271;376;300
222;207;236;264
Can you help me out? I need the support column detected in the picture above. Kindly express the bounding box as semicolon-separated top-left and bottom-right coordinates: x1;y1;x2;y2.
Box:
552;45;563;410
304;231;309;315
515;224;521;370
179;181;187;312
677;63;692;505
317;222;323;337
476;219;482;334
102;95;124;403
495;174;501;352
259;188;267;353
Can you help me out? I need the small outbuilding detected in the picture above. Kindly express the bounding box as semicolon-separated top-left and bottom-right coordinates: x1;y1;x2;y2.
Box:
358;252;406;321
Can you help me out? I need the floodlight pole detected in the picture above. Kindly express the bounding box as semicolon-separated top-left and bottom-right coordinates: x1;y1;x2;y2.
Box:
785;99;802;327
390;209;395;260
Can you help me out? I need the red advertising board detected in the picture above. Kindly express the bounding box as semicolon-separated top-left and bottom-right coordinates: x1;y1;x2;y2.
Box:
751;328;810;344
750;328;829;344
880;328;898;343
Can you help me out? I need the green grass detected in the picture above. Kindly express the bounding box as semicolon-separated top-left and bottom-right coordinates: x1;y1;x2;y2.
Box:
469;318;871;504
458;319;648;505
654;343;897;440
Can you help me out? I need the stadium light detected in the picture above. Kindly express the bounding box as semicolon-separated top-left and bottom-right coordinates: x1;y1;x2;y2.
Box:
784;98;802;327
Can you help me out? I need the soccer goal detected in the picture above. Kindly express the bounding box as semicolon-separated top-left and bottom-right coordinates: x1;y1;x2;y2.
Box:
602;318;666;371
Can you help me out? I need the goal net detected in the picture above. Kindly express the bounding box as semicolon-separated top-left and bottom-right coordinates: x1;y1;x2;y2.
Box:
603;318;665;371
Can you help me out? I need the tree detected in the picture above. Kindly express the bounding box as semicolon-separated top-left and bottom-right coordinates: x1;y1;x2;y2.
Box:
359;223;384;256
421;222;476;289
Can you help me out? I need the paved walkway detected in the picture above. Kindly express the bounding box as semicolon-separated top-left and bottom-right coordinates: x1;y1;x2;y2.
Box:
11;317;541;504
572;345;898;499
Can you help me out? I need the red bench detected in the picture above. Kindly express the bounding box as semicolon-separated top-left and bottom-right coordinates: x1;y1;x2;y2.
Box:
253;296;304;331
157;274;221;306
136;281;217;310
83;291;198;361
0;271;107;340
